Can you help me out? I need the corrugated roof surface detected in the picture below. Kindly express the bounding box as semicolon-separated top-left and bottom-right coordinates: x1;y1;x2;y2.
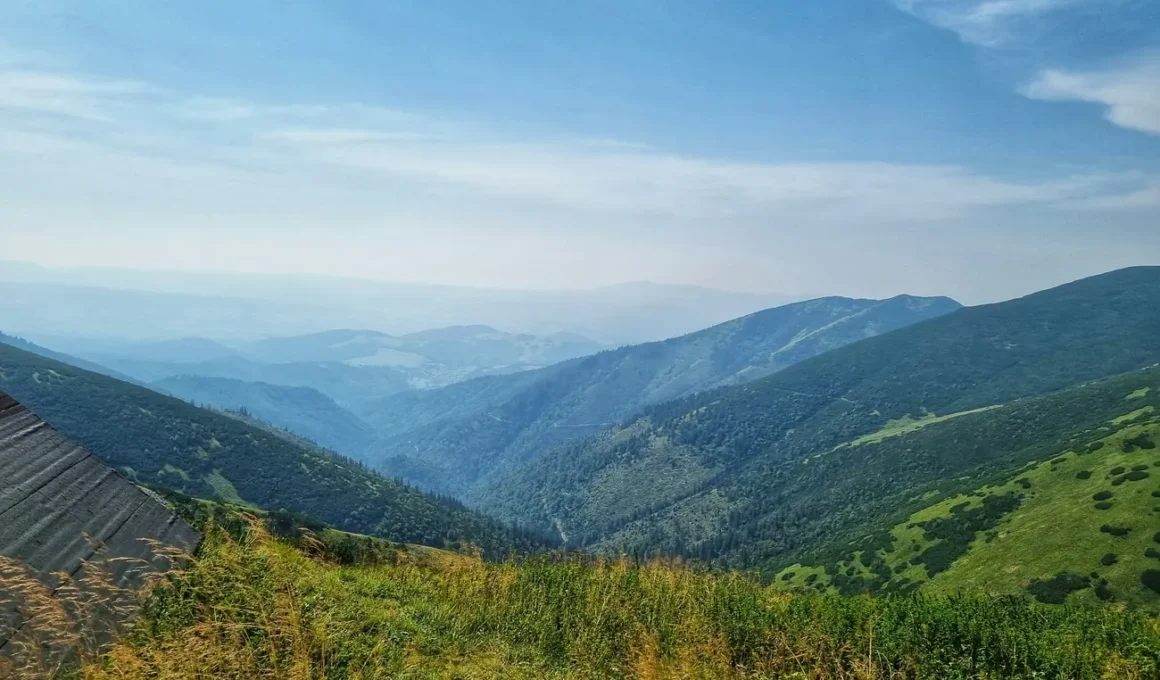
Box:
0;392;200;667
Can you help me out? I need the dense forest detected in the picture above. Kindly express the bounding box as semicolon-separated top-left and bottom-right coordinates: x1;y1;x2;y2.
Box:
360;294;959;496
477;267;1160;576
0;342;551;556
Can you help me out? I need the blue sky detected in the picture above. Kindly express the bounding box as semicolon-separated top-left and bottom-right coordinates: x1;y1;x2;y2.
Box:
1;0;1158;302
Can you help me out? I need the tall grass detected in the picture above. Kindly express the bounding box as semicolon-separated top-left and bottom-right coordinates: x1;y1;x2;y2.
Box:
76;520;1160;680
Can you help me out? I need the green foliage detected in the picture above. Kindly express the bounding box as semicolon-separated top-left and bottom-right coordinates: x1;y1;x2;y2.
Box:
910;494;1021;578
1075;470;1092;479
1094;501;1114;510
0;342;552;556
1093;490;1112;501
1026;572;1091;604
1142;570;1160;595
87;523;1160;679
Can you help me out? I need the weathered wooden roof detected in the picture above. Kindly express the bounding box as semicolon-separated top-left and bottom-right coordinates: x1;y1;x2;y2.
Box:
0;392;200;669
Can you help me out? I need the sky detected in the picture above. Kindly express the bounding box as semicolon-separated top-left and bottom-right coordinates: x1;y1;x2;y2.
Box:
0;0;1158;303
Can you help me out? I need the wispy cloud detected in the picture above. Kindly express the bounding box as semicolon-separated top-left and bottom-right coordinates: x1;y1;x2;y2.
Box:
269;129;1144;220
0;63;1155;226
892;0;1093;46
0;69;149;120
1024;52;1160;135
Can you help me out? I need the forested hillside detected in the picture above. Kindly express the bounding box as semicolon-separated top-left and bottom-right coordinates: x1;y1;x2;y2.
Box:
362;294;959;496
478;267;1160;579
0;342;547;556
152;375;377;458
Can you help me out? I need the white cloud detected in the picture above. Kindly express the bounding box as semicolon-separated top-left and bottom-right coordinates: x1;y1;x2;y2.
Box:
260;125;1149;221
1024;53;1160;135
0;69;148;120
176;97;257;122
892;0;1092;46
0;63;1156;240
263;127;433;144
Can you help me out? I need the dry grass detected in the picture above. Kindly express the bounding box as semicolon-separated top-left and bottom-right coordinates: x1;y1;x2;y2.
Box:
1;534;188;680
71;518;1160;680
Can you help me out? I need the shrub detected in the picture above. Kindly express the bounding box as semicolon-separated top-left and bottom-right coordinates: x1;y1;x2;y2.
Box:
1154;532;1160;544
1094;501;1114;510
1145;548;1160;560
1100;525;1131;538
1111;466;1127;475
1152;490;1160;498
1075;470;1093;480
804;573;818;585
1111;476;1126;486
1094;581;1115;602
1141;569;1160;595
1088;441;1105;452
1100;553;1119;566
1016;478;1032;489
781;571;795;581
1124;470;1150;482
1026;572;1090;604
1093;490;1113;501
1132;464;1149;471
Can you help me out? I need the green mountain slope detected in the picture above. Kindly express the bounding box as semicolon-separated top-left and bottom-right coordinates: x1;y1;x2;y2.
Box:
773;374;1160;609
477;267;1160;578
151;375;378;457
363;294;960;496
0;342;547;556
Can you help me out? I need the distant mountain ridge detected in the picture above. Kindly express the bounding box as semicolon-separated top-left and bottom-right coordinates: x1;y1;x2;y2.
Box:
29;326;610;441
0;262;795;344
239;325;608;379
360;294;961;496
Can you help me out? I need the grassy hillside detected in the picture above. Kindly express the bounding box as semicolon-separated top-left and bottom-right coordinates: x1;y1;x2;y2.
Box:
477;267;1160;576
362;295;959;496
0;342;548;556
774;393;1160;609
152;375;378;458
65;519;1160;680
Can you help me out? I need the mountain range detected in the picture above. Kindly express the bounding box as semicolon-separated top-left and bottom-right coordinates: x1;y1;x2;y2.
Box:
470;266;1160;606
4;266;1160;611
360;294;961;496
0;261;794;344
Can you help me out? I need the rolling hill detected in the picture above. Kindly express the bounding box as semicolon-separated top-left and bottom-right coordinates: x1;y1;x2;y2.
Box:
475;267;1160;592
0;342;547;557
360;294;961;496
